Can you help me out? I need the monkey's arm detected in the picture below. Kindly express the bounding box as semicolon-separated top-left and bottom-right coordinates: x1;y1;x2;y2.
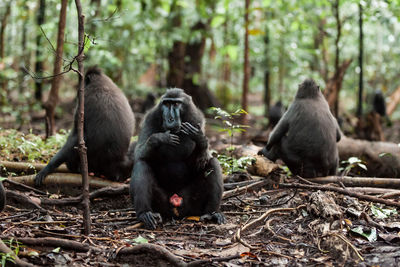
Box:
180;122;209;169
135;131;180;160
266;119;289;150
34;134;77;187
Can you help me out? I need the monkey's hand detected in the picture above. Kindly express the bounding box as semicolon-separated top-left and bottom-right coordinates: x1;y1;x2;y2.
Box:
138;211;162;230
181;122;207;148
200;211;226;225
149;131;180;146
34;170;48;187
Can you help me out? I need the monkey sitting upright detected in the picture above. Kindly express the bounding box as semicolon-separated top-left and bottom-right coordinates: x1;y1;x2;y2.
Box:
259;79;341;178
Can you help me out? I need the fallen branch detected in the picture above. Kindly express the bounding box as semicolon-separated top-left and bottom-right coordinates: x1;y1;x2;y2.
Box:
40;184;129;206
4;178;47;195
8;173;123;188
279;182;400;208
13;237;100;252
5;190;46;212
307;176;400;189
117;243;186;267
0;161;69;173
222;179;270;200
187;254;241;266
0;239;37;267
233;205;305;249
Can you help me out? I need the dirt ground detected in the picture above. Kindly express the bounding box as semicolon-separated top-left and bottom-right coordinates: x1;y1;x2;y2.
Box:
1;172;400;266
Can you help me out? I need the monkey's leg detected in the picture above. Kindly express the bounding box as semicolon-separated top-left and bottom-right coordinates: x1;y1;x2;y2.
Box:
181;158;225;224
130;160;167;229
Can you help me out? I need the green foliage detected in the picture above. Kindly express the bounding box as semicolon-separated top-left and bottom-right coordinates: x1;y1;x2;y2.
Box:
0;129;68;164
350;226;377;242
370;204;397;219
209;107;253;175
216;153;254;175
339;156;367;176
0;239;23;266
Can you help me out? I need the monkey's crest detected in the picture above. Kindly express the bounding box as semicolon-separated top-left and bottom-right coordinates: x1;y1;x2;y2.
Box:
84;66;103;86
295;78;320;99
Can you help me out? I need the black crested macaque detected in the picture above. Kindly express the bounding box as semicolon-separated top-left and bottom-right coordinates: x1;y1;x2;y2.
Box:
373;90;386;117
259;79;341;178
34;67;135;186
130;88;225;229
268;101;284;127
141;92;156;113
0;182;5;211
373;89;391;126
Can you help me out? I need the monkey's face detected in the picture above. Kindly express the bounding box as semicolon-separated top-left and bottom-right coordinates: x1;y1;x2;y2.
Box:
161;97;183;133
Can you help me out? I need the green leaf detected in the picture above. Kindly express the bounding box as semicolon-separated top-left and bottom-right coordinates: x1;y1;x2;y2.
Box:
351;226;377;242
211;15;225;28
84;35;91;54
52;247;61;253
371;204;397;219
357;163;367;171
0;177;6;182
133;235;148;244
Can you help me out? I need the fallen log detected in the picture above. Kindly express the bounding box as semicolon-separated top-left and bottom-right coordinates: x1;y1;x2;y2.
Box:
307;176;400;189
7;173;123;188
338;136;400;178
0;160;68;174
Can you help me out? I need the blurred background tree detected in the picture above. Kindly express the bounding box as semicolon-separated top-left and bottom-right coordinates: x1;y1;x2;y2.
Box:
0;0;399;139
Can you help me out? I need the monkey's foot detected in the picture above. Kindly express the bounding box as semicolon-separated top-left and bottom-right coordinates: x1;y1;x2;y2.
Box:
200;212;226;224
138;211;162;230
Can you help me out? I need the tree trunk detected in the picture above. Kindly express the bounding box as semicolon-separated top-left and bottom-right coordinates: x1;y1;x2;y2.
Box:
263;24;271;117
357;3;364;118
34;0;46;101
387;85;400;116
323;0;353;118
166;3;220;111
43;0;68;138
74;0;91;235
0;2;11;98
242;0;250;125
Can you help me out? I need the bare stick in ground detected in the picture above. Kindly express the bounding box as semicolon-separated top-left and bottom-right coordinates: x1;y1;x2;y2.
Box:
74;0;91;235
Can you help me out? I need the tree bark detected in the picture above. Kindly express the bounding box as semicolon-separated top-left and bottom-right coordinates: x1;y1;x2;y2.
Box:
34;0;46;101
357;3;364;118
323;0;353;118
263;24;271;117
75;0;91;235
43;0;68;137
387;85;400;116
0;2;11;98
242;0;250;125
166;2;220;111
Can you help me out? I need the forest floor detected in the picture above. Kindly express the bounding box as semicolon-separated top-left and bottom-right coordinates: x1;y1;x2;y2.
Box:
1;96;400;266
1;173;400;266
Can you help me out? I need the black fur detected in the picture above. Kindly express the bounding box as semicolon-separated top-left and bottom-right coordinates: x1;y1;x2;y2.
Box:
130;88;224;229
268;101;284;127
259;79;341;178
0;182;5;212
34;67;135;186
373;90;386;117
